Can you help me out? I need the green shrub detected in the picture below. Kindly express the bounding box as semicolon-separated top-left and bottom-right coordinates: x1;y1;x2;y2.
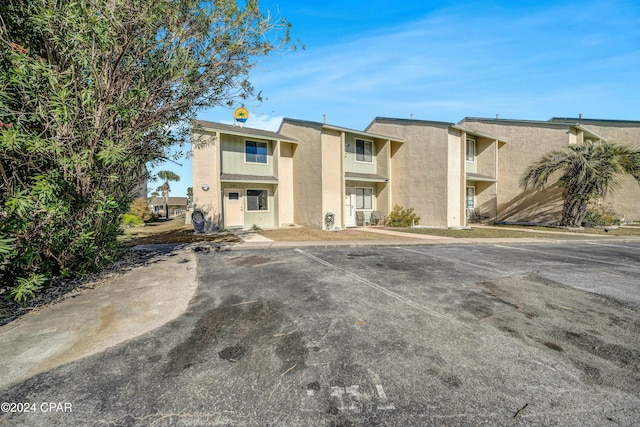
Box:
7;274;47;305
129;198;151;222
582;203;621;227
121;213;144;228
387;205;420;227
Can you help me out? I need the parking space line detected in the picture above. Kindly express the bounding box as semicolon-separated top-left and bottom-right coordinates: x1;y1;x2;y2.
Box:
294;249;469;327
586;241;640;251
486;244;636;268
397;247;510;274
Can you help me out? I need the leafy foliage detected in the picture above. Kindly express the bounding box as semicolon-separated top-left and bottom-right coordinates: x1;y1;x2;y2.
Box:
582;202;622;227
129;198;151;222
387;205;420;227
121;213;144;228
7;274;47;305
0;0;293;301
521;141;640;227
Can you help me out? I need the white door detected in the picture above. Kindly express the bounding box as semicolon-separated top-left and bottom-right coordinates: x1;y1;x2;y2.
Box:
345;187;356;227
224;189;244;228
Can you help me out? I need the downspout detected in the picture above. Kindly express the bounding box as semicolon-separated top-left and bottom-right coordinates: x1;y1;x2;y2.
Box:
494;139;499;224
340;131;346;229
461;131;467;227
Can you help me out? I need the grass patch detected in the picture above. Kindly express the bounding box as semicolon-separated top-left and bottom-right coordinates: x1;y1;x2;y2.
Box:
119;215;241;247
492;224;640;237
392;227;548;239
259;227;414;241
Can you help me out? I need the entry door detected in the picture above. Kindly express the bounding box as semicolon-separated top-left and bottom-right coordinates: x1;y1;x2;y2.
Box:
224;189;244;228
345;187;356;227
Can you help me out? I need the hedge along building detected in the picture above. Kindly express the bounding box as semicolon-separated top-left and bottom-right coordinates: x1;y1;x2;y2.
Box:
365;117;508;227
191;120;298;231
458;117;640;223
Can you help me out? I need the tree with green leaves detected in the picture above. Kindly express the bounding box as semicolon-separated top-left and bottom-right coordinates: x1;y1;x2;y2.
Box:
0;0;294;302
521;141;640;227
157;170;180;219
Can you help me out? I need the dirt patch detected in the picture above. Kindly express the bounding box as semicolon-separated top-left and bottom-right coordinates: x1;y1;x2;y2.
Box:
473;275;640;395
259;227;413;241
122;228;240;247
121;216;241;247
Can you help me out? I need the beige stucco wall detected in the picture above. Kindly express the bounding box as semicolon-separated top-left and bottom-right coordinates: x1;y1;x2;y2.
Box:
474;181;498;221
375;139;391;215
447;130;464;227
321;130;344;229
569;122;640;222
191;130;221;230
459;119;640;223
275;141;295;226
476;137;497;178
368;120;453;227
279;122;325;228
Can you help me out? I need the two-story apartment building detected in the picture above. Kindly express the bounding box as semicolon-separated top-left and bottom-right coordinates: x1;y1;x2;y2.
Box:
191;115;639;230
277;118;403;229
459;117;640;223
366;118;507;227
191;120;298;231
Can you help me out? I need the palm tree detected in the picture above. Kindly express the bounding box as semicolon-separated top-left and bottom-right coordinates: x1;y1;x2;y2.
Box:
157;170;180;219
521;141;640;227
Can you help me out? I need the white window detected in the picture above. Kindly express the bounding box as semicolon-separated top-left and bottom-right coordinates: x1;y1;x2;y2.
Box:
246;189;268;211
356;188;373;209
245;140;267;164
466;138;476;162
355;139;373;163
466;186;476;209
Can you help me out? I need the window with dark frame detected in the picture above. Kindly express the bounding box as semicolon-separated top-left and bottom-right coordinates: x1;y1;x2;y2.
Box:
466;138;476;162
355;139;373;163
246;189;268;211
246;141;267;164
356;188;373;209
466;186;476;209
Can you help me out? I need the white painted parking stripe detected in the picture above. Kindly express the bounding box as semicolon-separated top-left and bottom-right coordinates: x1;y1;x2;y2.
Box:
294;249;471;327
398;247;510;274
486;244;635;268
493;244;530;251
586;241;640;251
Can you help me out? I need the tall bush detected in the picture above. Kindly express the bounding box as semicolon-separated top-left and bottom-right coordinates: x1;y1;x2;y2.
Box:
387;205;420;227
0;0;294;301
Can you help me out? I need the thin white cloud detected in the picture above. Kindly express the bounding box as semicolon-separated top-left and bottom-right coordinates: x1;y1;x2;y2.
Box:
251;0;639;126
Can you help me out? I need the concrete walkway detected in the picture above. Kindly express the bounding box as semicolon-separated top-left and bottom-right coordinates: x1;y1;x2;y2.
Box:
231;225;640;249
0;249;198;390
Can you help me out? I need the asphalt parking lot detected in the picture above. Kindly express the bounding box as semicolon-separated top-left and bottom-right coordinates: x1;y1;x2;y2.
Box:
2;241;640;426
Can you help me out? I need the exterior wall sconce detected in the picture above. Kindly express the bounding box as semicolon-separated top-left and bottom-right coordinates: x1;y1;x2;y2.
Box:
201;184;210;191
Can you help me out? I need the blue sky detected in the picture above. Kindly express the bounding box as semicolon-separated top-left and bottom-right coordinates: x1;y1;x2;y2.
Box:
150;0;640;199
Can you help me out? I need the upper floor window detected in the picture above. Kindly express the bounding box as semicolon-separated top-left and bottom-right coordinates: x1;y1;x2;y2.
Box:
466;138;476;162
355;139;373;163
246;140;267;164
